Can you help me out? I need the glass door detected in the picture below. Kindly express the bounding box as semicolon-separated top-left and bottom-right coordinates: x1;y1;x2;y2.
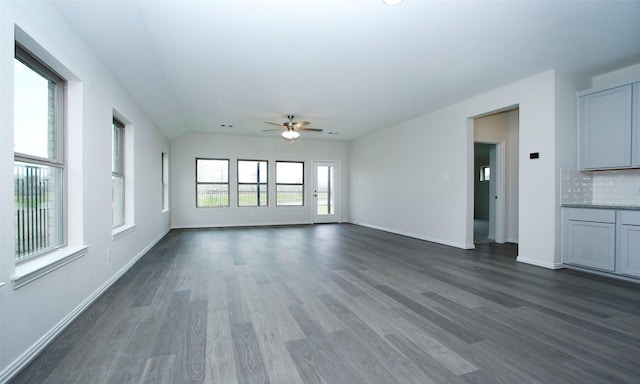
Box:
313;161;340;223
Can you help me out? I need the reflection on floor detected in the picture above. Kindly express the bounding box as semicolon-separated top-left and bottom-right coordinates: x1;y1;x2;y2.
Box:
474;218;492;244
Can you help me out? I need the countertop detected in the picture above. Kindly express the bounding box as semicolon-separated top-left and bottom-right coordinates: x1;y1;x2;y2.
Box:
561;204;640;211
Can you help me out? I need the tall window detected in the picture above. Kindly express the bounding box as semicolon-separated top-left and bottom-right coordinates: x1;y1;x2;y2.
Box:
14;44;65;262
276;161;304;206
238;160;268;207
196;158;229;207
112;118;125;228
162;152;169;211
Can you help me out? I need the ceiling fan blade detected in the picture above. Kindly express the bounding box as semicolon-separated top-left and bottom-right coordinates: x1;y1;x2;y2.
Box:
264;121;283;127
294;121;311;128
298;128;323;132
262;128;284;132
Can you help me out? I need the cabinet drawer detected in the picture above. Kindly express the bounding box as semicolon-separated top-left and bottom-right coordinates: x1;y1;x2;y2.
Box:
617;210;640;226
564;208;615;223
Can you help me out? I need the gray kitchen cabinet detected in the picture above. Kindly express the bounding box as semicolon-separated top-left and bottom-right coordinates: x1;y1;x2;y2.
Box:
578;84;634;170
616;210;640;278
635;83;640;167
564;208;616;271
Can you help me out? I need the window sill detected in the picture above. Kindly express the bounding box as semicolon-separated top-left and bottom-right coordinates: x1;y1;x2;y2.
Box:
11;245;89;289
112;224;137;240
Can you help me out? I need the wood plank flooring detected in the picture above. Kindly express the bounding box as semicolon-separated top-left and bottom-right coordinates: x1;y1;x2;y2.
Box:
9;224;640;383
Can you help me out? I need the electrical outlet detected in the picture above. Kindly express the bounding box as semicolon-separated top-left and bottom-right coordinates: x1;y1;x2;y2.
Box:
107;248;111;261
636;186;640;195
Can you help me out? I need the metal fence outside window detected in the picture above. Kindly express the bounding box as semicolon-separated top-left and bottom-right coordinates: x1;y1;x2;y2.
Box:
15;163;52;261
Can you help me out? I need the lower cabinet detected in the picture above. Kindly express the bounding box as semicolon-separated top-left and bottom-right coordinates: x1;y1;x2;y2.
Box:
564;208;616;272
617;211;640;278
564;208;640;280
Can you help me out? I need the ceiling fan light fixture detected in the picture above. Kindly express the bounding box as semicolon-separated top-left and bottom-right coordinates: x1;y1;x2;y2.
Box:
383;0;404;5
281;130;300;141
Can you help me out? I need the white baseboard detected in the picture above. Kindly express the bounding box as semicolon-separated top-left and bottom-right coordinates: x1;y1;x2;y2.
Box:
517;255;564;270
171;221;312;229
354;222;472;250
0;229;170;384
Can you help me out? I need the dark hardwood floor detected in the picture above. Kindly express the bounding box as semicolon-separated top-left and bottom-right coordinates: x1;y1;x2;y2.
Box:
10;224;640;383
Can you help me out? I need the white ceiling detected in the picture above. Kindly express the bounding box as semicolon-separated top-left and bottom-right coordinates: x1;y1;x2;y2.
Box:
52;0;640;141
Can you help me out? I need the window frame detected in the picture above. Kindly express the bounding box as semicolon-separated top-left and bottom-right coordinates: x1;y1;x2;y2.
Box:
480;165;491;182
162;152;169;211
196;158;230;208
112;117;125;229
14;43;67;263
237;159;268;207
14;44;65;166
276;161;304;207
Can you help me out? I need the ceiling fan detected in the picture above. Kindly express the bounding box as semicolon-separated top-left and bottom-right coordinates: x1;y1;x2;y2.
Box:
263;115;323;141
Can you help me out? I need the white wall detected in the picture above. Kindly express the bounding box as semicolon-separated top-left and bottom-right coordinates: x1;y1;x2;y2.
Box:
554;71;586;263
0;2;170;381
592;63;640;87
350;70;570;268
474;109;520;243
171;133;349;228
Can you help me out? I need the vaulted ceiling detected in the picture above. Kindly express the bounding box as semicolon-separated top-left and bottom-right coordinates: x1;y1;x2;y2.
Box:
53;0;640;141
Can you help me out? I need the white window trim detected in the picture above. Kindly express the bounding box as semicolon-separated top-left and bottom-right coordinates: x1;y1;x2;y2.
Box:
11;28;87;289
11;245;89;289
112;223;137;240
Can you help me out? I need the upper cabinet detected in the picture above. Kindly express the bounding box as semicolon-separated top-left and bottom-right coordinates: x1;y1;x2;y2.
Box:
578;82;639;170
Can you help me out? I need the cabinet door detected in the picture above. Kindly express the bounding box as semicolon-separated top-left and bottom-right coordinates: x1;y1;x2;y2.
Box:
579;85;633;169
617;224;640;278
633;83;640;167
566;220;616;271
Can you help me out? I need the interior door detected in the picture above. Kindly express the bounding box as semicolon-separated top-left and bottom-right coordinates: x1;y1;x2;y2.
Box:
313;161;340;223
488;144;497;240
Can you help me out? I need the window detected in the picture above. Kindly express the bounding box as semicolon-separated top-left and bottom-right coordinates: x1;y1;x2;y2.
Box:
480;166;491;181
14;44;65;262
276;161;304;206
162;152;169;211
238;160;268;207
112;118;125;228
196;158;229;207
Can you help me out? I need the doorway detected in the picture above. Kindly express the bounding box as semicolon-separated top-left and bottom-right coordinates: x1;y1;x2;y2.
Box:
474;143;497;243
472;108;519;246
313;161;340;223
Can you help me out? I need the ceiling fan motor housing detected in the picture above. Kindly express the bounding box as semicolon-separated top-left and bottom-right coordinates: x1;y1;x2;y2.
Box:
285;115;296;128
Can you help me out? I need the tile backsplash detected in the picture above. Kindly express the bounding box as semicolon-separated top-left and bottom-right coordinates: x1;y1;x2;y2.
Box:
561;169;593;205
561;169;640;206
593;169;640;205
